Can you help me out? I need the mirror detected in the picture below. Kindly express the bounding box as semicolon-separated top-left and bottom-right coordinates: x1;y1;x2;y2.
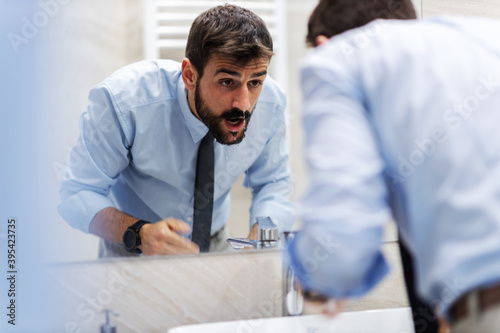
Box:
37;0;429;264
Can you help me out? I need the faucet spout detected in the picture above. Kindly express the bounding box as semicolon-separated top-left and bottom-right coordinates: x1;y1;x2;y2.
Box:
226;216;279;250
282;232;304;316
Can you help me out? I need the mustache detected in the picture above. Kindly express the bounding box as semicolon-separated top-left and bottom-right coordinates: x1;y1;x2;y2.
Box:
220;108;251;120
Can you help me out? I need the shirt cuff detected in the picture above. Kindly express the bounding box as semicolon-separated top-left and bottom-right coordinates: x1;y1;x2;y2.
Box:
286;234;390;299
250;202;294;232
58;190;114;233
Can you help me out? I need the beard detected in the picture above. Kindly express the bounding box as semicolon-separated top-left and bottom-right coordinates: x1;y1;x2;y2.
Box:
194;83;253;145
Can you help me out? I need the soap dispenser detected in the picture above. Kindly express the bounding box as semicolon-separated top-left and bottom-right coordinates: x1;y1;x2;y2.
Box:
100;309;119;333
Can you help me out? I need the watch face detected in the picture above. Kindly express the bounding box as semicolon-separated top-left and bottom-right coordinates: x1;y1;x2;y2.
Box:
123;229;137;251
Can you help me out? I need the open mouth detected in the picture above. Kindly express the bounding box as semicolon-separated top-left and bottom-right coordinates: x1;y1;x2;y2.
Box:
225;117;245;132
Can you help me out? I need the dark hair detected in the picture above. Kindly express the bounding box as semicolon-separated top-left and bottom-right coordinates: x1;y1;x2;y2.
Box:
307;0;417;46
186;5;274;78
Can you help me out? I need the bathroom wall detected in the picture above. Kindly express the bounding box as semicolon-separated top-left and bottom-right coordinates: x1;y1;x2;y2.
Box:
39;0;145;263
423;0;500;18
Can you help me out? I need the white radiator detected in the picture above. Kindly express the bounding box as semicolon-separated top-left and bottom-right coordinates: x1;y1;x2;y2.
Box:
143;0;288;91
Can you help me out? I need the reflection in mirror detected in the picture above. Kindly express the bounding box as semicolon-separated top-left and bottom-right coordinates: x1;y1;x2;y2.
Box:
40;0;429;264
42;0;294;264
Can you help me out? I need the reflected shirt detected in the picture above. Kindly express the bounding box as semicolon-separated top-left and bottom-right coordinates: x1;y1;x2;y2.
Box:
58;60;293;242
287;16;500;317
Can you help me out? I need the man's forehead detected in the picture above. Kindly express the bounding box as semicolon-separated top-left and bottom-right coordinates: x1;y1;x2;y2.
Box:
207;56;269;74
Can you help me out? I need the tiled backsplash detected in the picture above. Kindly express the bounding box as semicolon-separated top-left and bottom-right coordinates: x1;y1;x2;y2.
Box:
45;242;407;333
47;250;283;332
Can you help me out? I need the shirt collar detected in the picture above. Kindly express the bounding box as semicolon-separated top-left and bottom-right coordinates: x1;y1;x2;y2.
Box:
177;76;209;143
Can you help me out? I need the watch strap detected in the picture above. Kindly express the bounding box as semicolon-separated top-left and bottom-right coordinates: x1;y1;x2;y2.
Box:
124;219;151;254
129;219;151;234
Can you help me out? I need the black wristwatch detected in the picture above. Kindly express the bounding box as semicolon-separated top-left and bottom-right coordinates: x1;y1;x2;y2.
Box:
123;220;151;254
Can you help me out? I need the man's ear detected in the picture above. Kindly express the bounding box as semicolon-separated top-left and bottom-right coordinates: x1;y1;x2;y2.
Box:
315;35;330;46
181;58;197;91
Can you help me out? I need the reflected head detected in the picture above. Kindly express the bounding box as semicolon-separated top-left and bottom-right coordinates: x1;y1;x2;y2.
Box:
186;5;274;78
307;0;417;47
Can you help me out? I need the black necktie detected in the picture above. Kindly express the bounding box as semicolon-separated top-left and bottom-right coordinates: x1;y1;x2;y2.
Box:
191;132;215;252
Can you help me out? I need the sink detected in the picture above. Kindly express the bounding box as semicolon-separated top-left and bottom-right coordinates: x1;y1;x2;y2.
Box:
168;307;415;333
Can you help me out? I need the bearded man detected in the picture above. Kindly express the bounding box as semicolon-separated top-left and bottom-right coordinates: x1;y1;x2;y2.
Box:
58;5;293;258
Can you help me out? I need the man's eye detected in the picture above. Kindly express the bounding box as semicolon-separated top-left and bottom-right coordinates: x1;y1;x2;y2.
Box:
220;80;233;86
249;81;262;88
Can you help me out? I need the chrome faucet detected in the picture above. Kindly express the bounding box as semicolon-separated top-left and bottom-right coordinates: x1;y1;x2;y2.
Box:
100;309;118;333
227;216;279;250
226;219;303;316
282;231;303;316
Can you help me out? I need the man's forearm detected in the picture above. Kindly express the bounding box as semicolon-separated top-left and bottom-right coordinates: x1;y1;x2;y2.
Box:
89;207;139;244
88;208;199;255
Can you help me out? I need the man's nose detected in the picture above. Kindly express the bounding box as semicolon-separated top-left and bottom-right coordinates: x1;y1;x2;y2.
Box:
232;86;251;111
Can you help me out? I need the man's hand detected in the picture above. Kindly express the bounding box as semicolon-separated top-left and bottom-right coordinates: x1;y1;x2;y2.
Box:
302;289;346;317
247;222;259;240
90;208;199;255
139;218;200;255
436;310;451;333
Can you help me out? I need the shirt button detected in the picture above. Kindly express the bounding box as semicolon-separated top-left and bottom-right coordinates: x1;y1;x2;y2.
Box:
187;217;192;222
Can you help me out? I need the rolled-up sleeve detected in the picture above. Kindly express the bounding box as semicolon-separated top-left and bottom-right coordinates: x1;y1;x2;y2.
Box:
58;84;131;233
287;56;391;298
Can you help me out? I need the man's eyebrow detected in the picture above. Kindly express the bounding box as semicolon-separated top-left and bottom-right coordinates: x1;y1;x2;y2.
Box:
214;69;241;77
251;71;267;78
213;69;268;78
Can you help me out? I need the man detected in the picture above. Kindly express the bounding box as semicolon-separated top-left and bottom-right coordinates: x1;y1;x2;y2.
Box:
306;2;441;333
58;5;293;258
287;0;500;332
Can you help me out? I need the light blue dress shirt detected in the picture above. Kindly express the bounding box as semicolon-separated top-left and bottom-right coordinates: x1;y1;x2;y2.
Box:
288;16;500;317
58;60;293;243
